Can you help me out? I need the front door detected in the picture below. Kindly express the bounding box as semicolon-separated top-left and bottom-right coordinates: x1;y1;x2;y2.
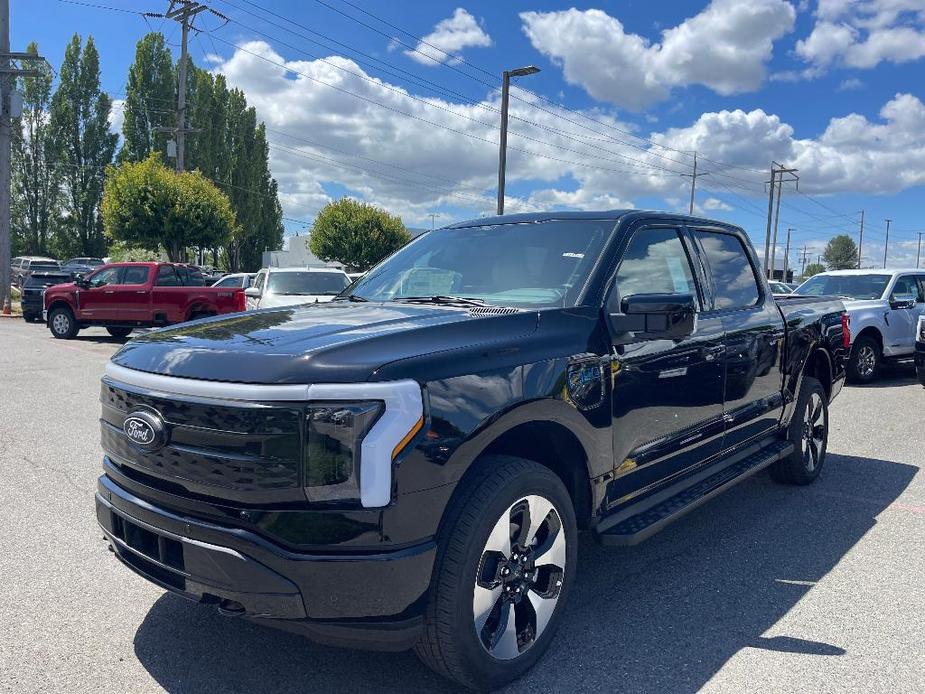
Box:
692;228;785;450
607;225;726;506
885;274;924;355
105;265;152;321
75;266;124;321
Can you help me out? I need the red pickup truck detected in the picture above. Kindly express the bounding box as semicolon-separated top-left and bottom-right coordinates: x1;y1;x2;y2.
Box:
43;262;246;339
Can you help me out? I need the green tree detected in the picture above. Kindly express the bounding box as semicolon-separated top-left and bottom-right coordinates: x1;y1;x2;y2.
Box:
309;198;410;271
119;32;175;163
102;154;237;262
803;262;825;278
48;34;118;257
11;42;60;255
823;234;859;270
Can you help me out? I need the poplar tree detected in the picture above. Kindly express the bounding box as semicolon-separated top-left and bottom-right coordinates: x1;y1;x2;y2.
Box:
119;32;176;162
48;34;118;257
11;42;59;255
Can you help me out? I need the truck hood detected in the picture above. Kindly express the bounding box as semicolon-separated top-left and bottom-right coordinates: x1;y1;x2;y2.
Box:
111;301;539;384
257;294;337;308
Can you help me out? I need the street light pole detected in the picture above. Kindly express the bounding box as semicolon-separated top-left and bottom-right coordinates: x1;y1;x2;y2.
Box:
497;65;539;216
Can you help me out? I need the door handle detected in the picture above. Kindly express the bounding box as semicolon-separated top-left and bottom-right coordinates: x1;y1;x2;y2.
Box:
136;290;146;294
104;290;116;294
702;345;726;361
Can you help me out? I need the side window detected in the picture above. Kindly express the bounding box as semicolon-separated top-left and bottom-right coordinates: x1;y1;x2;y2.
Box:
614;228;699;305
890;276;917;301
156;266;180;287
916;276;925;303
88;267;122;288
254;271;266;292
694;230;761;310
121;266;150;285
213;276;236;288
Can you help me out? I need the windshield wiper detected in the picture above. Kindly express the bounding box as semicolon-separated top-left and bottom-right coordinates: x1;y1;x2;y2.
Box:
332;294;369;302
392;295;491;307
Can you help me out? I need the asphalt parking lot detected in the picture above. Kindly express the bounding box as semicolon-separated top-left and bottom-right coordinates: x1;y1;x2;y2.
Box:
1;319;923;694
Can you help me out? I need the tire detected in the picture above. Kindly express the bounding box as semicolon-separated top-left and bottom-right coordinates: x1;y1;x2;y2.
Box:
106;327;132;338
847;335;880;383
48;306;79;339
770;376;828;485
415;456;577;690
22;312;37;323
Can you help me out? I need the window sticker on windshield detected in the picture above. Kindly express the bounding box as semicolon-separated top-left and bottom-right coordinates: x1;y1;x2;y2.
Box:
562;252;584;258
666;257;690;293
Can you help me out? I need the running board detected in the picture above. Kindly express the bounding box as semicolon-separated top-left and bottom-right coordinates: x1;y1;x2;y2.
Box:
595;441;793;546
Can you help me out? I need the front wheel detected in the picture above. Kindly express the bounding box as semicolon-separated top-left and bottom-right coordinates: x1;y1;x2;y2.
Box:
415;456;577;690
847;335;880;383
48;307;79;339
770;376;829;485
106;327;132;338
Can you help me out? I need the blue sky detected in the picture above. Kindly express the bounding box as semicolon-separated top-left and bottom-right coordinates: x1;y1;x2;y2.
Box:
15;0;925;268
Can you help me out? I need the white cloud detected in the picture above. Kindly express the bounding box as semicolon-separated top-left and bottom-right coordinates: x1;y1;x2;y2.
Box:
405;8;491;66
703;198;733;211
837;77;865;90
209;42;925;227
796;0;925;71
109;98;125;139
520;1;796;110
654;92;925;195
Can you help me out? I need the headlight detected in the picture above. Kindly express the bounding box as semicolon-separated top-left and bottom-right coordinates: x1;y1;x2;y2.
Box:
918;316;925;343
305;402;383;503
302;381;424;507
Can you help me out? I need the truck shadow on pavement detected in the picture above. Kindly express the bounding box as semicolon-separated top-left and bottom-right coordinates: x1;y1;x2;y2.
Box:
132;454;915;693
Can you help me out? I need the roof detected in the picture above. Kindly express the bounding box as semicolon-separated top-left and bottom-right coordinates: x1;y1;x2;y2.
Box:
263;266;348;274
444;209;740;229
814;268;922;276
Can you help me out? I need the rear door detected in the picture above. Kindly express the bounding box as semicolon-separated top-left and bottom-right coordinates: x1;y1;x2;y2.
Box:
607;224;726;504
692;228;785;451
150;265;187;322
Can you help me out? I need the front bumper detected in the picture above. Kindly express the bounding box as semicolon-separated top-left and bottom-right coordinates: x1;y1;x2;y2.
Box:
96;475;436;650
915;342;925;386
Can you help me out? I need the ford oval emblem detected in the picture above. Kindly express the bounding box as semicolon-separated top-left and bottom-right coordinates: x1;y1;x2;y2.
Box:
123;410;168;452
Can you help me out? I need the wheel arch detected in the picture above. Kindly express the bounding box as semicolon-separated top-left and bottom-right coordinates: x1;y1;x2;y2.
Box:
853;325;883;352
46;298;75;316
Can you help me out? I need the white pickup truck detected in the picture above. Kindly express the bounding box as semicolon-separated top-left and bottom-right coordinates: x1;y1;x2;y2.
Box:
797;269;925;382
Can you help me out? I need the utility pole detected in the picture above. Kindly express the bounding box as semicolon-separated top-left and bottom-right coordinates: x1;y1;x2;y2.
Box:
0;0;45;315
763;162;798;279
883;218;891;268
917;232;922;269
857;210;864;269
681;151;708;215
428;212;439;230
497;65;539;215
783;227;792;281
799;245;809;279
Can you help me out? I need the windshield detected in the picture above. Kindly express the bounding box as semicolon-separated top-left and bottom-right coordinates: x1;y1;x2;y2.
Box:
267;271;349;295
797;274;891;300
346;220;613;308
29;262;60;273
25;274;71;288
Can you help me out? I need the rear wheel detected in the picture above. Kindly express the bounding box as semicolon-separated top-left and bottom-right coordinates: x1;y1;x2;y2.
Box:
415;456;577;690
770;376;828;485
106;327;132;338
847;335;880;383
22;312;38;323
48;306;79;339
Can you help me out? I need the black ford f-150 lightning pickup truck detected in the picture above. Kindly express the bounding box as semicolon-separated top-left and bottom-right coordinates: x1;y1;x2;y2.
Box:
95;211;848;690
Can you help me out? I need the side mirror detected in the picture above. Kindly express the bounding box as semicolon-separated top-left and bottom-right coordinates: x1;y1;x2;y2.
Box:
74;274;90;289
244;287;261;298
889;297;916;310
607;293;696;341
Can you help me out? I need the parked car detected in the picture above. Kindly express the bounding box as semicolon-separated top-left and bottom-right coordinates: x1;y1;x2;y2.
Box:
796;269;925;382
244;266;351;309
20;270;73;323
211;272;256;289
43;261;246;339
768;280;794;294
11;256;59;287
94;211;848;690
60;257;105;277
